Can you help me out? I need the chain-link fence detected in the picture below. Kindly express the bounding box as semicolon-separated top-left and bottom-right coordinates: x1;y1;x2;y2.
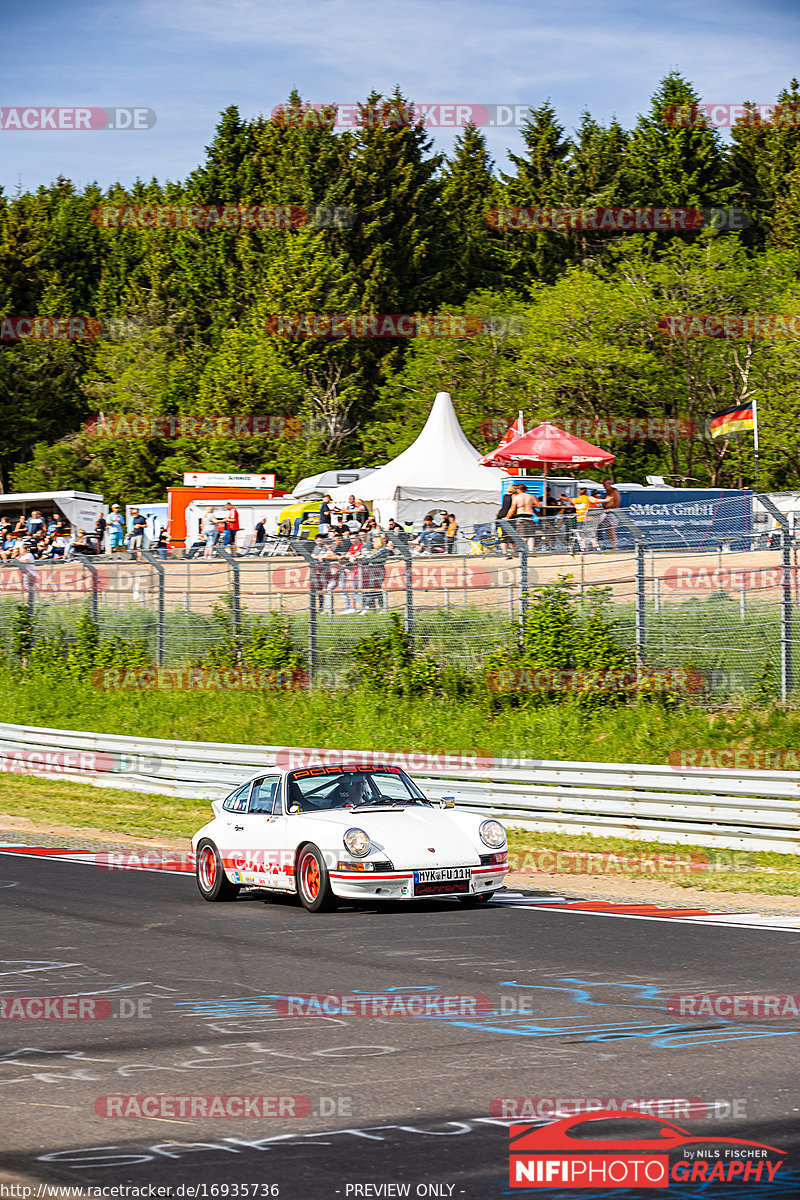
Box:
0;496;796;700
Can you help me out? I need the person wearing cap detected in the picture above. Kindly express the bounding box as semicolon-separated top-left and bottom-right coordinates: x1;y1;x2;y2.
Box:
108;504;126;552
127;507;147;557
599;478;621;551
582;489;604;551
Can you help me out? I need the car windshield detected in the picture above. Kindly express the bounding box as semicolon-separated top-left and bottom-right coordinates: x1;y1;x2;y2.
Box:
285;768;426;812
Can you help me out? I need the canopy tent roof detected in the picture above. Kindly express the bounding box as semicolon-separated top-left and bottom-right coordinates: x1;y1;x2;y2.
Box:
331;392;506;505
486;422;615;468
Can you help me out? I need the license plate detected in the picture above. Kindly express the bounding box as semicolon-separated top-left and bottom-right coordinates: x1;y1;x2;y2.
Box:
414;868;471;883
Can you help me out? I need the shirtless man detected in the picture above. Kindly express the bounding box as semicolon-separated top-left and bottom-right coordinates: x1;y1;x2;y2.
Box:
599;478;621;551
507;483;541;553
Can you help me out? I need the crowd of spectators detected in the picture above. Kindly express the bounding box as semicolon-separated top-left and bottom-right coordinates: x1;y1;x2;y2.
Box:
499;480;620;555
0;510;76;563
308;495;394;613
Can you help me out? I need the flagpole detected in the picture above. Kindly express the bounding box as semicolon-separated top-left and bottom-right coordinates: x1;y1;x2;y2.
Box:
752;393;760;493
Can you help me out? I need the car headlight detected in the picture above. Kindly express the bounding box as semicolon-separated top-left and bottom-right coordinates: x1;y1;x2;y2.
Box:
479;819;506;849
343;828;371;858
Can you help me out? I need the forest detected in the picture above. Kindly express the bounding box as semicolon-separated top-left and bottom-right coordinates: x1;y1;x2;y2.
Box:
3;70;800;501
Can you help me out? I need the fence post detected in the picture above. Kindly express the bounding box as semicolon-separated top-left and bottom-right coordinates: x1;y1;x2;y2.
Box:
782;531;793;701
291;539;317;685
215;547;241;635
73;554;99;624
636;544;647;665
141;551;165;666
757;495;792;700
387;533;414;649
498;519;529;627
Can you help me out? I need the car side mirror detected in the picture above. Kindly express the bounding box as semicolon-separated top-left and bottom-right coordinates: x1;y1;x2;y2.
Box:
288;804;301;814
438;796;455;808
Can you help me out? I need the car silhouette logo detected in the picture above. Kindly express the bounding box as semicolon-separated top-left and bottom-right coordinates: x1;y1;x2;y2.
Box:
510;1111;784;1155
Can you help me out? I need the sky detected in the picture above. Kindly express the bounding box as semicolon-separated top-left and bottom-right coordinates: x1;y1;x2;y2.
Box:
1;0;799;195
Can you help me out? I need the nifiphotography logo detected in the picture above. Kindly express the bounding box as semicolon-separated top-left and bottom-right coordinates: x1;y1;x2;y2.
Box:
508;1110;785;1189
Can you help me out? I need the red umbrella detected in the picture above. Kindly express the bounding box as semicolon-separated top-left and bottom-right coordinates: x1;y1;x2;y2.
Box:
485;422;615;494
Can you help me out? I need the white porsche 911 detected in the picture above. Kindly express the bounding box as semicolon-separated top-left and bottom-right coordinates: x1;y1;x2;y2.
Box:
191;763;508;911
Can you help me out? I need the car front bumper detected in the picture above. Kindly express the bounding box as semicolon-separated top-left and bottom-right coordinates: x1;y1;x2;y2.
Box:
328;864;507;901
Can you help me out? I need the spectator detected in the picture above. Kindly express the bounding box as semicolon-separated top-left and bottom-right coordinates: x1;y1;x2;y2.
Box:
127;507;147;557
496;484;518;557
222;501;240;551
201;507;219;559
94;512;107;553
254;517;267;545
153;528;169;560
71;529;96;556
47;513;60;535
445;513;458;554
108;505;126;552
353;498;369;526
386;519;408;546
582;490;605;550
507;484;540;553
12;515;27;540
599;479;621;551
26;510;45;538
0;516;12;549
318;494;332;537
360;535;390;609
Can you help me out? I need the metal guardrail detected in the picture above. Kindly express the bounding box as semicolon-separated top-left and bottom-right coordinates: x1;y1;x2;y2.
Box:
1;722;799;854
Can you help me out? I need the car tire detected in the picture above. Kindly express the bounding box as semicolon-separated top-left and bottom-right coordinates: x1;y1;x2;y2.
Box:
296;844;337;912
458;892;494;906
196;840;241;902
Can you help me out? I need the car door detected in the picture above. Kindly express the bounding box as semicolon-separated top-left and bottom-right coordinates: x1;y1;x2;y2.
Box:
238;775;293;890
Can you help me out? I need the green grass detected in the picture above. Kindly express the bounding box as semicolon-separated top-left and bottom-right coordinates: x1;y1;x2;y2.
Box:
506;828;800;896
3;669;800;760
0;773;207;840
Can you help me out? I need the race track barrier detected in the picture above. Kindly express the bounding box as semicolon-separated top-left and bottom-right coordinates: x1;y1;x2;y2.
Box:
0;722;798;855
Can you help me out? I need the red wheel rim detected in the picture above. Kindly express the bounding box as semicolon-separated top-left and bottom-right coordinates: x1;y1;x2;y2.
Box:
301;854;320;900
199;846;217;890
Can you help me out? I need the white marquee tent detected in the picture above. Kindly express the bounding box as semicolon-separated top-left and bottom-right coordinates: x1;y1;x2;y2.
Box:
331;392;506;530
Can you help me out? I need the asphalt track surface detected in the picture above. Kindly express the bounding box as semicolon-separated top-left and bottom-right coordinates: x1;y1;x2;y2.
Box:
1;854;799;1199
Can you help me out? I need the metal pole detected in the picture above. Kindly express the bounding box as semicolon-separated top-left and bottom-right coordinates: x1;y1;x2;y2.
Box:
781;531;793;700
74;554;99;624
636;543;647;665
141;551;165;666
386;533;414;650
215;547;241;636
498;519;529;626
290;539;318;685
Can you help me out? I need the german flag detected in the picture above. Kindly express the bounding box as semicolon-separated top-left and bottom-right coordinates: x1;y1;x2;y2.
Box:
708;401;754;439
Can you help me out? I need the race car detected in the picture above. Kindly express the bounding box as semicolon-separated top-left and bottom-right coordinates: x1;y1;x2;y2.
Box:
191;763;508;911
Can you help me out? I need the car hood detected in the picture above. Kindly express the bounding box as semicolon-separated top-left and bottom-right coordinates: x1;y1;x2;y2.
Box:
295;806;483;869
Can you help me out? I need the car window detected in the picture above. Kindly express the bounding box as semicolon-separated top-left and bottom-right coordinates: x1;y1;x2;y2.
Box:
249;776;281;814
223;783;252;813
